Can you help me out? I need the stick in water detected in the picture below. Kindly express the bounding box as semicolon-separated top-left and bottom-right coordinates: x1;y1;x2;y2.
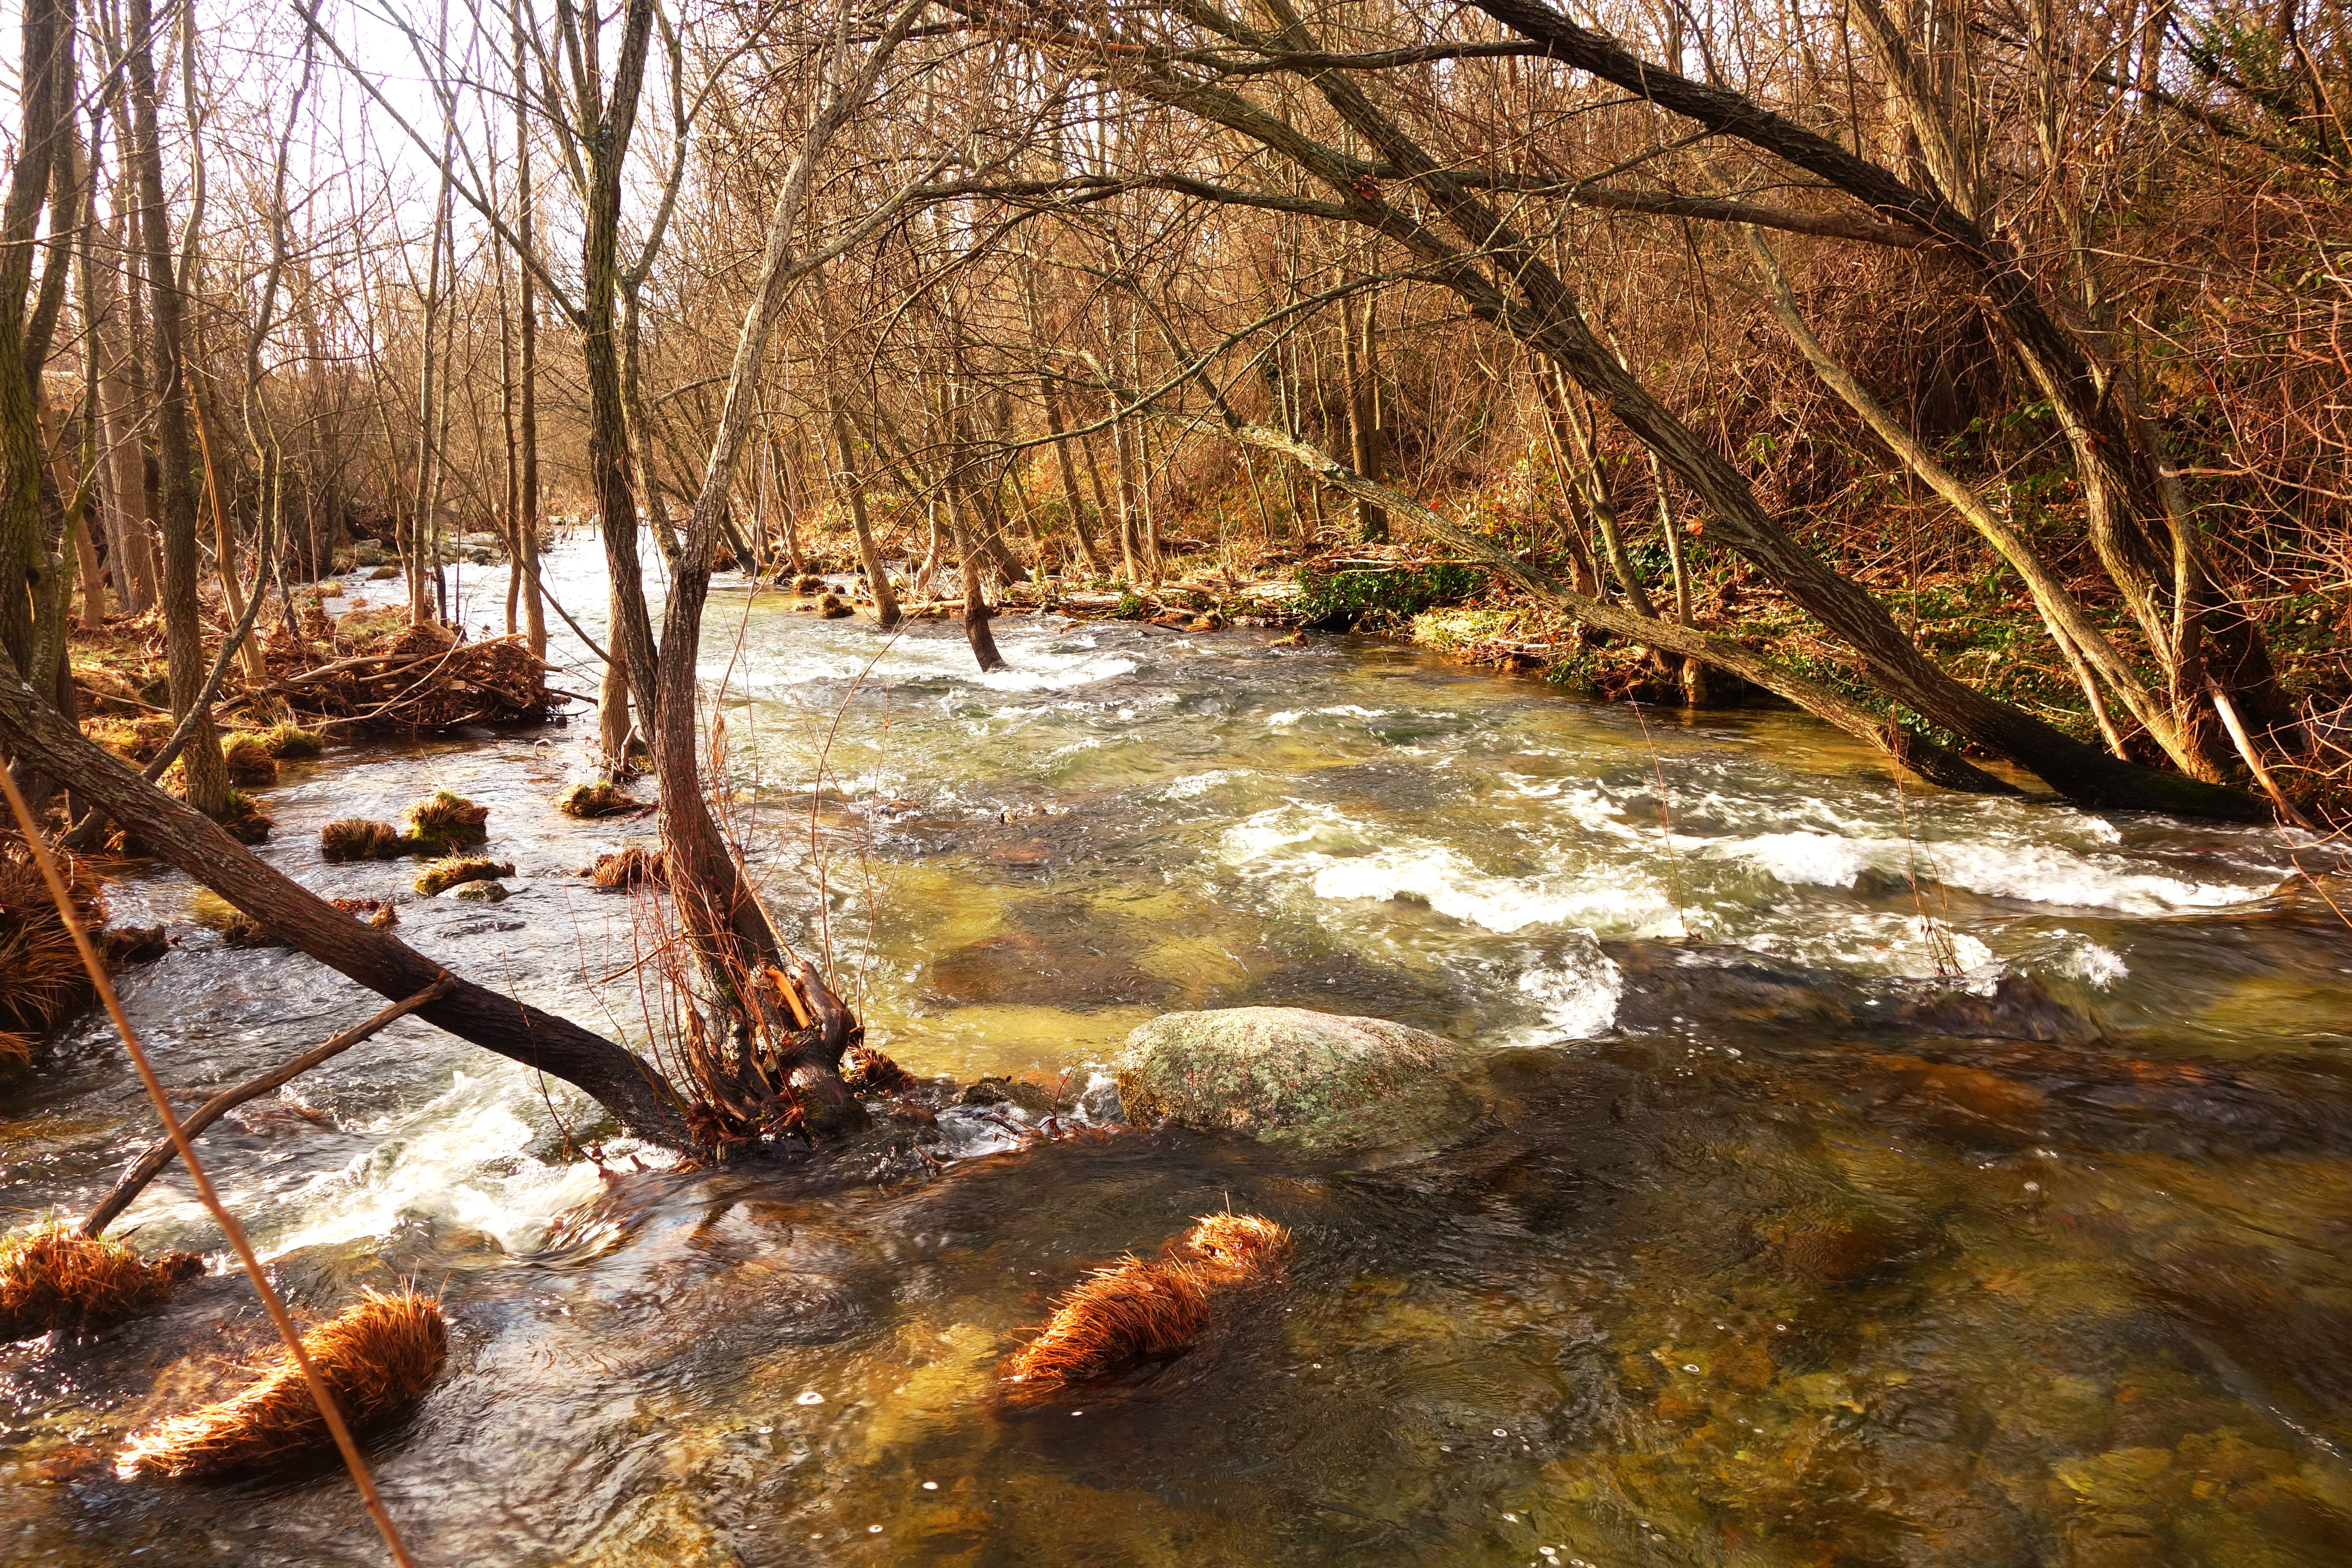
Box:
83;977;456;1237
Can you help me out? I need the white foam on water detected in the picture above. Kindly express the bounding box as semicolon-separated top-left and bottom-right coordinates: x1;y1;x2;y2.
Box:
1709;827;2268;913
256;1071;606;1259
1266;704;1388;727
733;622;1139;695
1222;805;1673;936
1922;839;2259;912
1727;831;1874;888
1161;769;1248;800
1511;939;1623;1042
2060;940;2131;988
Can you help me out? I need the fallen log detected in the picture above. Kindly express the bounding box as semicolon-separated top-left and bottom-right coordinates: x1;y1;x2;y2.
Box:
83;978;457;1237
0;673;689;1148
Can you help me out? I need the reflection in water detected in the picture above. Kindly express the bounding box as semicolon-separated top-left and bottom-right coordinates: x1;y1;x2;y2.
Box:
4;538;2350;1564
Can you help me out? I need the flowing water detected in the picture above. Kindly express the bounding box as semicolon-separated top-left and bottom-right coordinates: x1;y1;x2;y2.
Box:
6;539;2352;1565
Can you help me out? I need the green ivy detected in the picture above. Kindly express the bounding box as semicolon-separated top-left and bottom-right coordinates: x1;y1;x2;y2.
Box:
1295;563;1483;629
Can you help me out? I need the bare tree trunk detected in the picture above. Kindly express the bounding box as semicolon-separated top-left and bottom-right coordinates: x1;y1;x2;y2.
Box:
829;405;897;624
513;17;545;660
125;0;228;816
1339;275;1387;542
96;201;155;614
1040;376;1108;574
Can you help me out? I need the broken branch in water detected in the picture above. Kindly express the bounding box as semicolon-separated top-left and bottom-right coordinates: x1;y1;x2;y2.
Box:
83;977;459;1237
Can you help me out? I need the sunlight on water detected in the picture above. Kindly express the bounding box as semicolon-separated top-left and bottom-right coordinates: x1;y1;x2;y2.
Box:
5;539;2349;1565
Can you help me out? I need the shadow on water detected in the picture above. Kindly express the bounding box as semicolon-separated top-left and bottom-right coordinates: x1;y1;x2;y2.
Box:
5;544;2352;1564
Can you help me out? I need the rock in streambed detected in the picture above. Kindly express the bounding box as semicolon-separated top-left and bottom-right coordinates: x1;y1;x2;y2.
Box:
1114;1006;1489;1151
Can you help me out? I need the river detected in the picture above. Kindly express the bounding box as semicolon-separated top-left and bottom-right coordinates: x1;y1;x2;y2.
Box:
5;537;2349;1564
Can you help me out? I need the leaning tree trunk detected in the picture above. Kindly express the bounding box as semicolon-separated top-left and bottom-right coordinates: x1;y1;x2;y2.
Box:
1076;4;2263;819
0;676;689;1146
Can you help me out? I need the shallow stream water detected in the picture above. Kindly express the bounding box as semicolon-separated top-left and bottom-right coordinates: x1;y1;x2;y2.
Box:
6;539;2352;1565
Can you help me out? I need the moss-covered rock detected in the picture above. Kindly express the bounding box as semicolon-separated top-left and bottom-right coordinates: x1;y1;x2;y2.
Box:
1113;1006;1488;1151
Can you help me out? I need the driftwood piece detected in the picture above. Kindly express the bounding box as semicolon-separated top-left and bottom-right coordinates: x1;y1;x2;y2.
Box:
83;978;458;1237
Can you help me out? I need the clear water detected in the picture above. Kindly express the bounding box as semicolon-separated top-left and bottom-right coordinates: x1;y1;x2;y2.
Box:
5;539;2350;1565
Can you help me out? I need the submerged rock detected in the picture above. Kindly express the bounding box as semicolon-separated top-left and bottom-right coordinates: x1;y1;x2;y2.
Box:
450;879;509;903
1114;1006;1487;1150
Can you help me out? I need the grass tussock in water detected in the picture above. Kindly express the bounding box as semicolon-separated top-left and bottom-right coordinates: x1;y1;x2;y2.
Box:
219;734;277;787
329;897;398;928
0;827;104;1071
318;818;410;862
1008;1213;1293;1387
254;722;322;759
554;780;644;818
414;858;512;896
589;845;665;888
116;1289;448;1480
401;789;488;852
0;1224;203;1343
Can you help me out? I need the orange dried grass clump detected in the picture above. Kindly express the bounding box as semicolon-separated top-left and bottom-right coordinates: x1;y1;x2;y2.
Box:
402;789;489;852
590;845;666;888
220;734;278;787
1;825;104;1068
0;1223;204;1343
329;897;398;929
318;818;410;862
1007;1213;1294;1387
116;1289;448;1480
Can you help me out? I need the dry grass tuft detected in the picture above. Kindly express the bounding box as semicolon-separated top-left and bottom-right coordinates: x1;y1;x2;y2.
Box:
402;790;488;852
0;1224;204;1343
116;1289;448;1480
1006;1212;1294;1387
220;734;278;787
1181;1212;1294;1272
841;1044;918;1094
588;845;665;888
554;781;644;818
104;925;170;965
414;858;512;896
1005;1257;1213;1386
1;826;105;1063
318;818;408;862
329;897;398;929
217;790;274;845
256;722;323;759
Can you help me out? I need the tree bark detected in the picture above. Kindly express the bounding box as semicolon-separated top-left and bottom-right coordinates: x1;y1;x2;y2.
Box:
125;0;228;816
0;677;688;1145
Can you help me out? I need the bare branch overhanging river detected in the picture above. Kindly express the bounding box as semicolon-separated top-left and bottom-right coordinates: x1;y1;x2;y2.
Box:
6;538;2351;1564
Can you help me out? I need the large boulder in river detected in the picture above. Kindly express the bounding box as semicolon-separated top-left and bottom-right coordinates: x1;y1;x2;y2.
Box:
1114;1007;1488;1151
